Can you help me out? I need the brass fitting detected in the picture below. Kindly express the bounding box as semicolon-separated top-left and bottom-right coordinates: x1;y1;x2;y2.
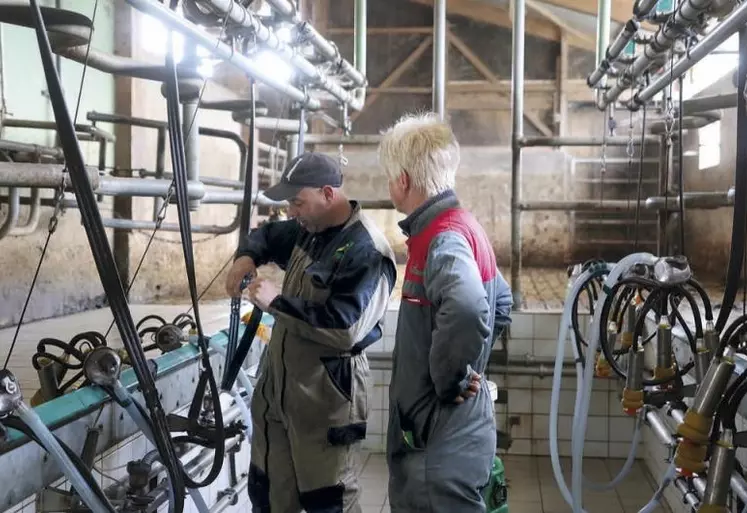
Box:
677;409;712;445
621;388;644;416
595;353;611;378
674;439;708;475
653;365;676;381
620;331;633;350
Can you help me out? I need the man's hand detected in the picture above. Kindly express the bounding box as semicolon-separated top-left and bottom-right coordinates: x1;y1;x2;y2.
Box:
225;256;257;298
453;371;481;404
247;278;280;311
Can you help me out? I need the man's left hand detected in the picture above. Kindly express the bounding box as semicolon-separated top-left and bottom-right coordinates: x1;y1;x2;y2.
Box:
454;371;481;404
246;278;280;311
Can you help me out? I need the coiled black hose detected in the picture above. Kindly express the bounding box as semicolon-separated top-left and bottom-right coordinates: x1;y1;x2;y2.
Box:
598;278;697;385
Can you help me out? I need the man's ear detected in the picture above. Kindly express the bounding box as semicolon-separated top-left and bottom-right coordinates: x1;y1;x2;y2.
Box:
321;185;335;201
398;171;410;192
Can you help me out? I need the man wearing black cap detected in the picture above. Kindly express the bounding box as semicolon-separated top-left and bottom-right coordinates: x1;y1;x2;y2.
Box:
225;152;397;513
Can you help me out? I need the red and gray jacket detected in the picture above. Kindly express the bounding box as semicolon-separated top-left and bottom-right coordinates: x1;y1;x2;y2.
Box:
387;189;512;512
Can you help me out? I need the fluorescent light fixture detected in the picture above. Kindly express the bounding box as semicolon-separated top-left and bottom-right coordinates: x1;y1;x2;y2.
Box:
275;26;293;44
253;50;295;83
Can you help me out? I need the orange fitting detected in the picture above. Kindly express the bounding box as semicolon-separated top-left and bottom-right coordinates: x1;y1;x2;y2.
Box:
595;355;611;378
240;311;254;324
621;332;633;350
621;388;644;414
674;439;708;475
676;410;712;445
654;365;676;382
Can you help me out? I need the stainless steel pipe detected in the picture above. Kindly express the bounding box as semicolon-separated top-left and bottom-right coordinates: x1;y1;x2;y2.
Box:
0;162;99;188
197;0;362;110
510;0;526;310
96;177;204;198
124;0;321;109
644;408;677;447
634;1;747;106
184;98;201;210
262;0;367;88
433;0;446;119
0;186;19;240
519;135;661;147
101;217;238;234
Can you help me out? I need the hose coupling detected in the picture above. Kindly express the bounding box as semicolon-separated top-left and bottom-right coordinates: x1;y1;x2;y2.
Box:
155;324;186;353
704;321;719;354
595;351;612;378
0;370;21;418
677;350;735;444
622;347;645;415
694;339;711;384
698;430;735;512
84;347;122;388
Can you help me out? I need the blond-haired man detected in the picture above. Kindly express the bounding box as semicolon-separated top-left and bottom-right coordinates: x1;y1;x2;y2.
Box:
378;112;512;512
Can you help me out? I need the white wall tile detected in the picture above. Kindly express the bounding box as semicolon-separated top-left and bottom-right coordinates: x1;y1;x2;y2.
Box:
532;414;550;440
532;339;559;359
532;390;551;414
586;417;609;442
510;413;533;440
609;416;636;442
534;313;561;339
508;338;533;357
584;442;609;458
509;389;533;414
505;374;533;389
510;313;534;339
506;438;532;455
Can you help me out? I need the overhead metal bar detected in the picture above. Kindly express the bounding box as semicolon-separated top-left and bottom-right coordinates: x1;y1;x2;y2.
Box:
124;0;320;109
510;0;526;309
633;2;747;106
195;0;363;110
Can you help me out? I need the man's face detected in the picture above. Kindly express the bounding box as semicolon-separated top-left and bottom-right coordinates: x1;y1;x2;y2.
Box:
388;172;408;213
287;187;332;232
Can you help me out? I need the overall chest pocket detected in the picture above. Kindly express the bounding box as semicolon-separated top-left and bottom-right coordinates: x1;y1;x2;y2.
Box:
299;262;335;303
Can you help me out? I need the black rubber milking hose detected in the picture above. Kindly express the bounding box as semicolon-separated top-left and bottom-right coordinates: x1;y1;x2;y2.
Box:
162;19;225;489
716;27;747;333
685;279;713;321
26;3;186;511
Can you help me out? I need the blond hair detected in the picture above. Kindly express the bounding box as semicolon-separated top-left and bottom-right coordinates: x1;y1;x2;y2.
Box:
377;112;460;197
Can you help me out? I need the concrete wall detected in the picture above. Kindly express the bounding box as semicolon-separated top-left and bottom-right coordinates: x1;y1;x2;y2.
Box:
0;5;246;327
0;1;116;328
682;73;736;280
316;144;576;267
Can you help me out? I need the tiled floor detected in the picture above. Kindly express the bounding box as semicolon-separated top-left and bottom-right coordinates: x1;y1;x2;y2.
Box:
358;453;671;513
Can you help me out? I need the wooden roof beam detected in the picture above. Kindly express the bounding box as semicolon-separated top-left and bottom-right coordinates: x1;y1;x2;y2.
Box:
407;0;595;52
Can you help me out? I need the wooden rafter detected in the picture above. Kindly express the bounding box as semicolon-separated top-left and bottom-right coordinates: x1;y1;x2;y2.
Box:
447;30;553;135
535;0;632;24
525;0;595;46
407;0;596;52
351;36;434;122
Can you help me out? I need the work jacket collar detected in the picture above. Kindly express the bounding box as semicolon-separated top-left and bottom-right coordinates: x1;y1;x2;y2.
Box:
398;189;459;237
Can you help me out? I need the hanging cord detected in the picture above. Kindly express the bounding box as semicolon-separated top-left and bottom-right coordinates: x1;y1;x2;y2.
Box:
26;2;188;510
634;102;648;252
626;109;634;242
677;75;686;258
185;91;295;314
3;0;99;370
103;13;231;340
663;52;676;256
162;2;226;486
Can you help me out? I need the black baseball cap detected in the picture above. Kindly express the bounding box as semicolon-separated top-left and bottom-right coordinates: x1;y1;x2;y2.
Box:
264;152;343;201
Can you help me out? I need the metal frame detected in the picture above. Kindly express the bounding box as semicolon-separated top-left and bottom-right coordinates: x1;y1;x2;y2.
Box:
0;315;272;511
